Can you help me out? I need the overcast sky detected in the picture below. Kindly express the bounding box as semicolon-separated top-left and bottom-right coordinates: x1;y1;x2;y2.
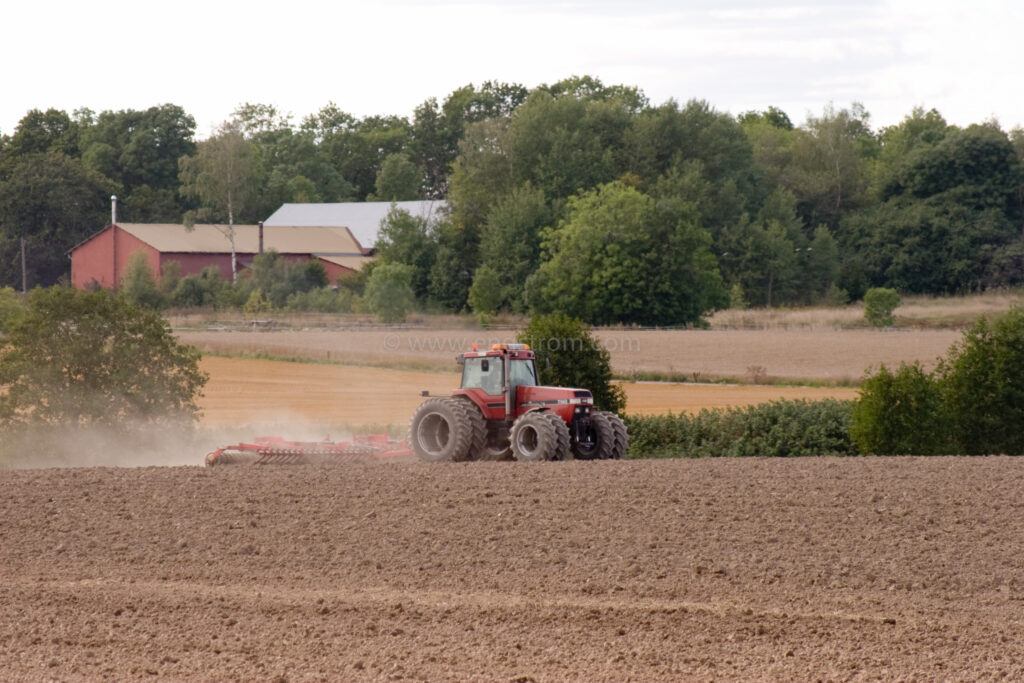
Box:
3;0;1022;138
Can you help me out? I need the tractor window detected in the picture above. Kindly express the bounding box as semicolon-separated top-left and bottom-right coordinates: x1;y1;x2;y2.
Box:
510;359;538;389
461;357;503;395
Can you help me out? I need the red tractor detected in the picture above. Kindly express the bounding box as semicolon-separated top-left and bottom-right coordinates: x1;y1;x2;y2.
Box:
409;343;628;462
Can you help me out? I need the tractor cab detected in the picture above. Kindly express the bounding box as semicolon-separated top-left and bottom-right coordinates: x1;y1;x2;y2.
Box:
456;344;593;424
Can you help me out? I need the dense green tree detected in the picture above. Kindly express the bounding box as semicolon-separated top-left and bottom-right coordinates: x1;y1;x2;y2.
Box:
0;286;207;434
370;152;422;201
855;366;924;456
78;104;197;222
786;103;876;229
477;183;553;311
537;181;725;325
374;206;437;299
0;151;116;288
939;309;1024;454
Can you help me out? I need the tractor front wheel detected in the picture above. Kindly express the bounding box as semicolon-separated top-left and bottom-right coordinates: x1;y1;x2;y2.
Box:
511;411;560;462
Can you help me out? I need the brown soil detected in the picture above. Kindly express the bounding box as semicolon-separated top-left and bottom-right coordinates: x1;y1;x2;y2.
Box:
2;458;1023;681
197;357;858;427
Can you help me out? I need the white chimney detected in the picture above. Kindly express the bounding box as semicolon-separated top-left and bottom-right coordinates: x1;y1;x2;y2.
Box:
111;195;117;225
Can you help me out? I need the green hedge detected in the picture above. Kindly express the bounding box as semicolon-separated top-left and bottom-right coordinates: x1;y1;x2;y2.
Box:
623;399;857;458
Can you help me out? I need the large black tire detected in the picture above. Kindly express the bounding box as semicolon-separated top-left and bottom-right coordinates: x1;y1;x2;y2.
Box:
510;411;560;462
409;397;473;462
451;398;487;461
479;431;514;461
571;410;615;460
602;411;629;459
541;412;571;461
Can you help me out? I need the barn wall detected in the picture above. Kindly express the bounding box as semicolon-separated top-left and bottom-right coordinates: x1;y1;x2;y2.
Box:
71;226;159;289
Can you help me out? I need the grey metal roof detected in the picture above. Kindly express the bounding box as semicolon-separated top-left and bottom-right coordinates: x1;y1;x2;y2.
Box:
263;201;447;251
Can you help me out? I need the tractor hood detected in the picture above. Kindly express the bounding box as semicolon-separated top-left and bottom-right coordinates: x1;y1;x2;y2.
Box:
517;385;593;408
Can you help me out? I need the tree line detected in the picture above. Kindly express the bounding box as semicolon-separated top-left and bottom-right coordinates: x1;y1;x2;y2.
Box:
2;76;1023;325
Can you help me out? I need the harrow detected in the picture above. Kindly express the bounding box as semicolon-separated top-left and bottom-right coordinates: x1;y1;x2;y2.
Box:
205;434;411;466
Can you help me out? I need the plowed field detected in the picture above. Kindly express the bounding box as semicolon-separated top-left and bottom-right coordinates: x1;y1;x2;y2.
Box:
2;458;1023;680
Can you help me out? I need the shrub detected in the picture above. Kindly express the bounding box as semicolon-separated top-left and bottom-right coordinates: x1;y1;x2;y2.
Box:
119;252;167;309
517;314;626;413
850;363;950;454
939;308;1024;454
863;287;901;327
624;399;856;458
285;287;359;313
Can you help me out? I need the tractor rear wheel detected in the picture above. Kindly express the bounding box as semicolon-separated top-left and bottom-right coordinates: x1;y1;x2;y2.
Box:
603;411;629;459
451;398;487;461
409;397;473;462
571;410;615;460
511;411;560;462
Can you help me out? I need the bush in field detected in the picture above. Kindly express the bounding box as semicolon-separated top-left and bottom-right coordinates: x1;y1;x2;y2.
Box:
624;399;856;458
863;287;901;327
517;314;626;413
0;287;23;332
939;308;1024;454
850;363;949;454
851;308;1024;455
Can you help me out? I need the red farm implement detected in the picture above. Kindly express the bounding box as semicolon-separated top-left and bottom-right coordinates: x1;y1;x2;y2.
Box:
205;434;411;466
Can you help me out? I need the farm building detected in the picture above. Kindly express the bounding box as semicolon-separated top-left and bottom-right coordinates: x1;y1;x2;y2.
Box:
69;223;373;290
264;200;447;251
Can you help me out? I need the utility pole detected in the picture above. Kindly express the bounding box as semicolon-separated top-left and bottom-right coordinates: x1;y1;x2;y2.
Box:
20;235;27;293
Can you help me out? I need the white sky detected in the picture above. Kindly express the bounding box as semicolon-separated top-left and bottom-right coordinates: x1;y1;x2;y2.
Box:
3;0;1022;138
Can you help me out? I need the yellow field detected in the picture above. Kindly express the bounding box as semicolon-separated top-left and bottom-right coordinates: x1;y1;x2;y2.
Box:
197;356;858;428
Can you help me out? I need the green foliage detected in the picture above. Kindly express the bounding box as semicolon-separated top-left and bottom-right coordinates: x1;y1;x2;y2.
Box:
243;289;271;317
477;182;552;311
374;206;437;299
536;181;726;325
119;252;166;309
850;363;949;454
364;263;416;323
851;308;1024;455
517;313;625;413
0;287;24;332
624;399;856;458
939;308;1024;454
467;263;502;319
863;287;901;327
0;287;207;435
0;151;116;287
170;267;225;308
369;152;421;201
728;282;748;310
284;286;359;313
178;120;257;227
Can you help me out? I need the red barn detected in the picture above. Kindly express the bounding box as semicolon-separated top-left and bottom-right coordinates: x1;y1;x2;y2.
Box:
70;223;373;289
